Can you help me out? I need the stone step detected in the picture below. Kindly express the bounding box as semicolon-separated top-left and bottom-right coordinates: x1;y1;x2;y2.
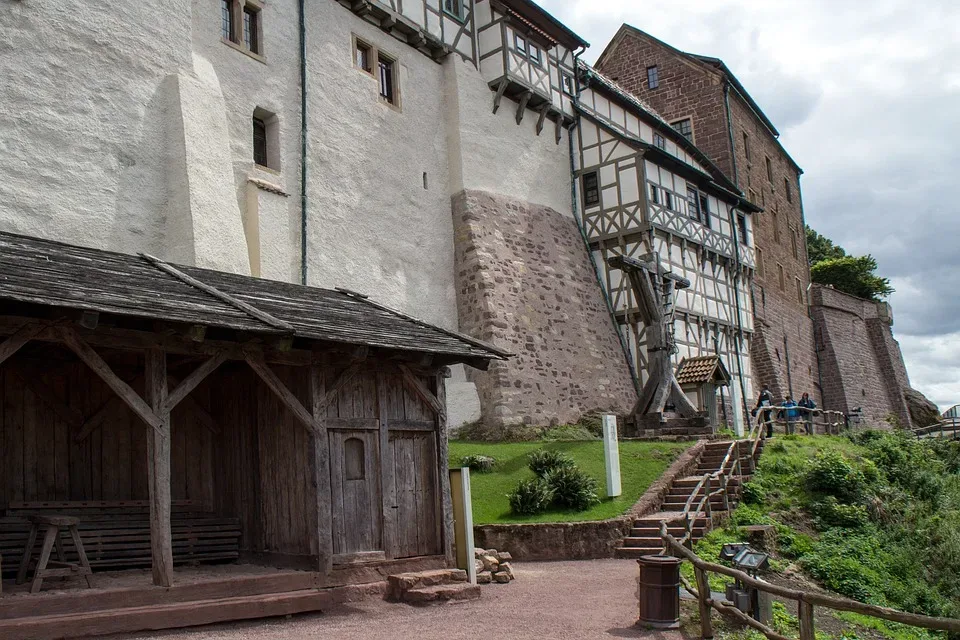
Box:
401;583;481;605
387;568;467;600
622;536;663;548
630;526;705;538
615;546;664;559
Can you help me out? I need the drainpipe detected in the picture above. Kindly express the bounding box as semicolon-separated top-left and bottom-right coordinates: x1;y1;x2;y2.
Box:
722;83;740;189
568;52;642;397
299;0;309;285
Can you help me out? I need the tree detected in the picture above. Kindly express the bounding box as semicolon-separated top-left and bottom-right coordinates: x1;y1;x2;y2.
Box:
810;255;894;301
806;225;846;266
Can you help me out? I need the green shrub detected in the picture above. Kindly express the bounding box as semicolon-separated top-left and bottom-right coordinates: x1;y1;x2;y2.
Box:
806;449;867;503
741;481;766;505
458;454;496;473
801;552;875;602
812;496;869;529
528;449;575;477
546;466;600;510
508;478;553;515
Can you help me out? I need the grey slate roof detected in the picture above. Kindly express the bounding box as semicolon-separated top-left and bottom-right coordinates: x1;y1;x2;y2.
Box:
0;231;508;362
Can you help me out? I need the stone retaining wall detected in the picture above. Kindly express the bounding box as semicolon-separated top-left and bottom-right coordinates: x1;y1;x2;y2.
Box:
473;441;705;560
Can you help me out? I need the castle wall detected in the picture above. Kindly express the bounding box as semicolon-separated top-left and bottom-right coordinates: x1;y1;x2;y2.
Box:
452;190;636;426
811;285;912;428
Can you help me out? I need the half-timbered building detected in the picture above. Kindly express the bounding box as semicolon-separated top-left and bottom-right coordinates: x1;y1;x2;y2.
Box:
573;64;759;429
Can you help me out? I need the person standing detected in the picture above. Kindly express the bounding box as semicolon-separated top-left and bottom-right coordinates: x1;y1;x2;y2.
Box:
799;393;817;435
782;396;800;435
753;384;775;437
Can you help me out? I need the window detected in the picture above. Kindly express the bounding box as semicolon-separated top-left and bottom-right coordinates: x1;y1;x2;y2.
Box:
649;183;660;205
561;73;575;96
700;194;711;228
243;5;260;54
737;214;748;245
687;186;701;222
583;172;600;207
756;247;765;278
653;133;666;150
528;42;542;65
378;53;397;105
664;191;674;210
647;65;659;89
354;39;371;72
252;117;268;167
742;131;751;162
784;177;793;203
344;438;365;480
514;33;527;54
221;0;235;41
791;227;799;259
672;118;693;142
778;263;785;291
765;156;773;183
772;210;781;243
796;277;804;304
443;0;464;21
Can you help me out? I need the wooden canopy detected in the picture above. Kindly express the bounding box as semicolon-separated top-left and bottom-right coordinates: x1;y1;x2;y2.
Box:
676;355;731;387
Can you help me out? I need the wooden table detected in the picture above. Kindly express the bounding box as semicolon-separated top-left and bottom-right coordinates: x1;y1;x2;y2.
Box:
16;515;94;593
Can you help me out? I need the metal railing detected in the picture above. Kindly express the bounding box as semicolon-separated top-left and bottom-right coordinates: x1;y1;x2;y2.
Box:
912;417;960;440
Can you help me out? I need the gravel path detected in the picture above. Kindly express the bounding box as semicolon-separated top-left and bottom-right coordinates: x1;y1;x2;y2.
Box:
113;560;692;640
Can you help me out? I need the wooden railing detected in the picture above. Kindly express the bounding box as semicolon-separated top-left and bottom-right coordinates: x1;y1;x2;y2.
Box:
755;406;845;436
913;418;960;441
661;531;960;640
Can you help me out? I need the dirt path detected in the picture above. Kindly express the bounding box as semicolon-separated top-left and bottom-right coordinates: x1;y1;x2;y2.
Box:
111;560;695;640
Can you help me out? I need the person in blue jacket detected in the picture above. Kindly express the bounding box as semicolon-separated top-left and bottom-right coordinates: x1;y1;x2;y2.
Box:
781;396;801;435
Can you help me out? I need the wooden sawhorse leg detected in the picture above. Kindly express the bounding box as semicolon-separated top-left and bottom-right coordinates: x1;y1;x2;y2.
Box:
67;524;94;588
15;523;39;586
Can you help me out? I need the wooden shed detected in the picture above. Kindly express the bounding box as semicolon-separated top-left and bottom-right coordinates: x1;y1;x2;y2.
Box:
675;355;731;429
0;232;507;637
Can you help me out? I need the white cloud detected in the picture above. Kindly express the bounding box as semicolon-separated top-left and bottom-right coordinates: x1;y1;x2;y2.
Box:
539;0;960;408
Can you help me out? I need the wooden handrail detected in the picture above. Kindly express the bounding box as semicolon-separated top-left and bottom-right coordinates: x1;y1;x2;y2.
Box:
662;531;960;637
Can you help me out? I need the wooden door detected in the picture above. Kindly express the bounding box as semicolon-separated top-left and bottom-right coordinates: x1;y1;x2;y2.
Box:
329;430;382;558
388;431;441;558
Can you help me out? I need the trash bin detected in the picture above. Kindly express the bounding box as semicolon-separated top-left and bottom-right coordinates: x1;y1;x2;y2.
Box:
636;554;682;629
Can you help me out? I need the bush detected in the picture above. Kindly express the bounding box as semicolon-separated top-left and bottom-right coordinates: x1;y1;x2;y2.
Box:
741;481;766;505
806;450;867;503
508;478;553;515
546;466;600;510
528;449;575;478
812;496;869;529
458;454;496;473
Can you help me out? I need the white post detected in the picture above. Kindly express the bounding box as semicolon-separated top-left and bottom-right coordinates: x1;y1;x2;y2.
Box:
731;380;745;437
602;414;622;497
449;468;476;584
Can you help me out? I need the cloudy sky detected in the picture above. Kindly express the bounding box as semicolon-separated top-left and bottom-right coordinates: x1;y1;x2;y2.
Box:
538;0;960;409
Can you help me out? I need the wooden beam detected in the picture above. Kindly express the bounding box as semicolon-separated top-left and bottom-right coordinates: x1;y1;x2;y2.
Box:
398;364;444;416
312;365;332;575
57;327;164;435
78;310;99;330
315;362;364;415
162;352;227;413
515;91;532;125
9;362;84;429
0;321;44;367
435;370;454;565
144;347;174;587
245;353;319;435
535;104;549;136
186;325;207;343
377;372;396;561
140;253;295;333
492;78;508;114
555;118;562;145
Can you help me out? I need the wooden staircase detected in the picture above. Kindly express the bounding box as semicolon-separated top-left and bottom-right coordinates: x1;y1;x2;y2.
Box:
616;439;762;559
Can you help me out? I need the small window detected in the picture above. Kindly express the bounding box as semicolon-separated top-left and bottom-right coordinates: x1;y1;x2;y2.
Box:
756;247;765;278
647;65;659;89
344;438;365;481
583;172;600;207
742;131;751;162
737;214;748;245
649;183;660;205
687;186;701;222
778;263;785;291
514;33;527;54
378;54;397;105
443;0;464;20
561;73;575;96
243;5;261;54
653;133;665;150
221;0;235;41
784;177;793;203
765;156;773;183
664;191;674;210
252;117;268;167
354;39;372;73
529;42;542;65
796;277;804;304
791;227;799;259
672;118;693;142
772;210;781;243
699;193;711;228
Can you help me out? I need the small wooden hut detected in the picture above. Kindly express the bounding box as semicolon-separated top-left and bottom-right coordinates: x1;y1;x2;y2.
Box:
675;355;731;429
0;231;506;637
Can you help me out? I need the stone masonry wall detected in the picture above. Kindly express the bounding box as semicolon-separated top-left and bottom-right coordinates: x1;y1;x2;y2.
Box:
452;190;636;427
811;285;912;428
595;28;819;407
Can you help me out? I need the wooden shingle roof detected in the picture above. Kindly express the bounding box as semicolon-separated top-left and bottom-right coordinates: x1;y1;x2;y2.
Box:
0;232;509;364
675;355;731;386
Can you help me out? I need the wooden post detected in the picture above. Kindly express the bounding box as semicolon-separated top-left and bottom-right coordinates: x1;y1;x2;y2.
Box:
144;348;173;587
435;370;455;565
377;371;396;561
310;365;333;575
799;600;816;640
694;565;714;639
705;475;713;518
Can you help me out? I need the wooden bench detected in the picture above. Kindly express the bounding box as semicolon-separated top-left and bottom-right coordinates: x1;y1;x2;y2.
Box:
0;501;241;578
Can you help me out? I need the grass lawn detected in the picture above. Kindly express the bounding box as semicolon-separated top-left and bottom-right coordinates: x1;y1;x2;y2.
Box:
449;440;691;524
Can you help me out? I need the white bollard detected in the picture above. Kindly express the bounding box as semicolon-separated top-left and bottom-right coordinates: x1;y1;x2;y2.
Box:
731;382;745;437
602;414;622;497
